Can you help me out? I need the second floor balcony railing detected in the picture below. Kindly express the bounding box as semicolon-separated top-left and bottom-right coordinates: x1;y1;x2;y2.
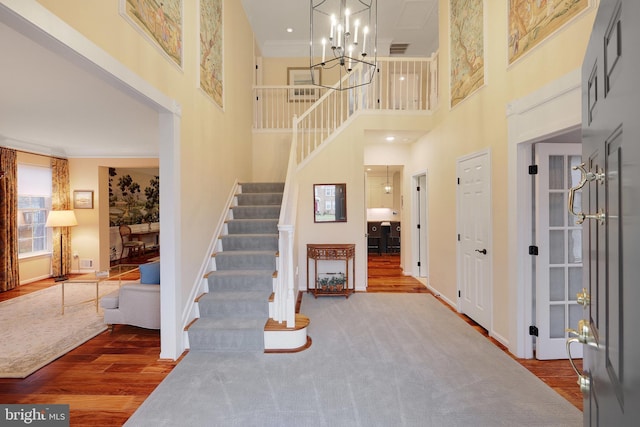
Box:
253;55;439;131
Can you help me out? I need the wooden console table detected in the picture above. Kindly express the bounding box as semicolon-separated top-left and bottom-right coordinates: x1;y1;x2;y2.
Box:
307;243;355;298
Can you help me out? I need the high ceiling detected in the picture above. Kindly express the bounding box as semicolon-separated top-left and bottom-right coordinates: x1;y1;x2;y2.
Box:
0;19;160;159
241;0;439;58
0;1;439;159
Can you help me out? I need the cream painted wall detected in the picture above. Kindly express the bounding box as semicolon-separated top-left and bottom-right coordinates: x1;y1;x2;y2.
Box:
295;122;367;291
294;112;431;291
252;132;292;182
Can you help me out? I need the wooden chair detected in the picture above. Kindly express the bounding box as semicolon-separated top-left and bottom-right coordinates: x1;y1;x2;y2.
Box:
367;222;382;255
119;225;146;260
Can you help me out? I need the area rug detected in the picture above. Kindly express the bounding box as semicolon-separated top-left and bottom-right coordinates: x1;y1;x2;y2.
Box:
126;293;582;426
0;281;119;378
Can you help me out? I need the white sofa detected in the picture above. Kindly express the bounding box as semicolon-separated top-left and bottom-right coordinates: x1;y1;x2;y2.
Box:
100;261;160;330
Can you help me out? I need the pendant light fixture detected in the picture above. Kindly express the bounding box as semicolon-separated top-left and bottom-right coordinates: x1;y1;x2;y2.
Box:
310;0;377;91
384;166;392;194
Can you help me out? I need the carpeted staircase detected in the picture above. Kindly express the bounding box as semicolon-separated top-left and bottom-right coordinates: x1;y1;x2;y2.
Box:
187;183;284;352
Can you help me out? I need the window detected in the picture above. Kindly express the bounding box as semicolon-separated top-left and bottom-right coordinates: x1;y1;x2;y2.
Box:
17;164;52;257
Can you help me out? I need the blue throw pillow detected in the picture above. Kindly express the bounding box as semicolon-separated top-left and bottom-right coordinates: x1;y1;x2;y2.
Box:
139;261;160;284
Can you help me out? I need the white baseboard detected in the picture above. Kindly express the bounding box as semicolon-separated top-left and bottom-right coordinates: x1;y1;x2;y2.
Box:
19;274;51;286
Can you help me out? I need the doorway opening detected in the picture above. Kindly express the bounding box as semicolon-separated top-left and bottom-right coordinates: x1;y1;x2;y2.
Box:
365;164;409;291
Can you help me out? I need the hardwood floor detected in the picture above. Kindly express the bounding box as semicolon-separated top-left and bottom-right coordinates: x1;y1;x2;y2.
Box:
367;253;584;411
366;254;431;293
0;258;581;425
0;273;181;426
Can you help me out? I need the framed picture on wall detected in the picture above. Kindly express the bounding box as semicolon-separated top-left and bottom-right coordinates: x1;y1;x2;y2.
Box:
288;67;321;102
119;0;184;68
73;190;94;209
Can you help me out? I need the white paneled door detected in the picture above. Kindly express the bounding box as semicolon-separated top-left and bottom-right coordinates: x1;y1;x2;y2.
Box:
534;143;582;360
457;151;492;331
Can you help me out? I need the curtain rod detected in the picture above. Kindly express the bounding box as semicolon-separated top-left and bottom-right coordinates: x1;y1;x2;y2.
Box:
13;147;67;161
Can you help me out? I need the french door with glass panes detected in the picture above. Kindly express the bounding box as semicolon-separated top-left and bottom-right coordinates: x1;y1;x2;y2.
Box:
534;143;582;360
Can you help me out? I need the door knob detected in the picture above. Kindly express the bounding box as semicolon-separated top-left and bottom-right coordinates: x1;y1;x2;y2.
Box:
475;249;487;255
566;337;591;395
566;319;597;347
576;288;591;307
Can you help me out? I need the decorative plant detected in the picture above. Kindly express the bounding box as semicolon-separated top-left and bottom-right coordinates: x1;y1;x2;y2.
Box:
318;276;330;290
329;273;346;286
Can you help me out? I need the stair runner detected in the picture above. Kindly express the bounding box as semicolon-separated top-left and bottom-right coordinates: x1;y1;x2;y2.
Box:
188;183;284;352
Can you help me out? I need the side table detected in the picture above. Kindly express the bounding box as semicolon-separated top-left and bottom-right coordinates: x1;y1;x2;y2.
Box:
307;243;355;298
61;277;105;314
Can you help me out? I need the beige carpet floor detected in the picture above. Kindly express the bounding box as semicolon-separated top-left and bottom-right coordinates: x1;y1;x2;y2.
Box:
0;281;119;378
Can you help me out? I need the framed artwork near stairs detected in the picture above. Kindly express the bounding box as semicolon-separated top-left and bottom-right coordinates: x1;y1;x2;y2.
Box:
288;68;321;102
314;184;347;223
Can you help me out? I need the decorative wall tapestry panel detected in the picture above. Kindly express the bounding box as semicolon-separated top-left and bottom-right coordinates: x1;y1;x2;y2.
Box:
200;0;224;108
109;167;160;226
450;0;485;108
121;0;183;67
508;0;590;64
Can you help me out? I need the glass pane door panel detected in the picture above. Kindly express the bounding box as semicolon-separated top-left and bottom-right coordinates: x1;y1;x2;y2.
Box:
549;156;565;189
549;230;565;264
568;266;583;300
550;305;566;338
568;229;582;263
569;304;582;333
549;267;566;301
549;193;565;226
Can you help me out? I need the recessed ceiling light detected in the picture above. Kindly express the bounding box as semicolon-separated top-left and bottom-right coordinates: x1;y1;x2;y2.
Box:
385;136;395;142
399;76;406;81
286;28;293;33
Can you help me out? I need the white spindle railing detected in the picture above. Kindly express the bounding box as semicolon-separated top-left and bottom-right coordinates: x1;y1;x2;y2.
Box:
270;54;438;328
253;55;439;131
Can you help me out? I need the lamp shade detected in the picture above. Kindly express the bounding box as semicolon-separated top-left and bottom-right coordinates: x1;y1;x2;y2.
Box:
45;210;78;228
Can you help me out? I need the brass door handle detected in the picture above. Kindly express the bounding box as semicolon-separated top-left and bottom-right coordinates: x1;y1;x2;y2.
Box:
568;163;606;225
566;337;591;395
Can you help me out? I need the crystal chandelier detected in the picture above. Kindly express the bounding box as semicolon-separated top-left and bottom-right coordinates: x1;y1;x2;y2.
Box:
310;0;377;91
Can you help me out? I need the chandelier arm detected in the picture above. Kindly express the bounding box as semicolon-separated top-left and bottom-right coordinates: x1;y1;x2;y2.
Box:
310;0;377;90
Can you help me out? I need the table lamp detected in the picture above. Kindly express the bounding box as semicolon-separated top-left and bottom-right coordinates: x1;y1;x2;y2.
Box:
45;210;78;282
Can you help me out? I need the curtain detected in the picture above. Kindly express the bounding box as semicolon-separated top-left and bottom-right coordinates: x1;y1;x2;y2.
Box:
51;158;71;278
0;147;19;292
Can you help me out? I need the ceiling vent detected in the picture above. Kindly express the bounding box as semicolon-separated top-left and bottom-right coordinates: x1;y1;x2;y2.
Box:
389;43;409;55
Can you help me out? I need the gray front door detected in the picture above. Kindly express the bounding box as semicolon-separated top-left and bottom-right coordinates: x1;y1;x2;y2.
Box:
576;0;640;424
